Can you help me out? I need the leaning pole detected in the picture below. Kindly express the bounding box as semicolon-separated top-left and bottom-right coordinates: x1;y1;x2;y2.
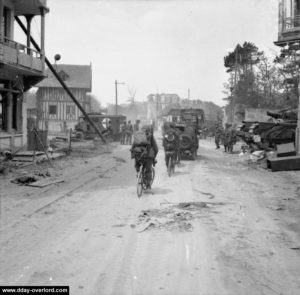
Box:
15;16;106;144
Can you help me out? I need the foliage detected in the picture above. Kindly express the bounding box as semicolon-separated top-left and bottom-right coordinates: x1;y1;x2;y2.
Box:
223;41;298;121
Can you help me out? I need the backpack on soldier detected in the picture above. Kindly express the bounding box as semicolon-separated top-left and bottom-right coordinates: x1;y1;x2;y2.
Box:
133;130;150;146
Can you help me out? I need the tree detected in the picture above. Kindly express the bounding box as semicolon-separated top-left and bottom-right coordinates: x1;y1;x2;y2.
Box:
274;45;300;108
223;42;296;122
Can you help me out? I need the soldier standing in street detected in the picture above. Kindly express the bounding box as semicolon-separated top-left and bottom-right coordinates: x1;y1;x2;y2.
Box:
223;124;230;152
125;120;133;145
120;121;126;144
133;120;140;133
214;124;223;149
223;123;236;153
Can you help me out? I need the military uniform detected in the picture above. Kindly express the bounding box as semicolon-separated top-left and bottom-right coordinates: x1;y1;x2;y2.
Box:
125;121;133;145
163;129;180;169
131;127;158;188
120;122;126;144
223;125;236;153
215;125;223;149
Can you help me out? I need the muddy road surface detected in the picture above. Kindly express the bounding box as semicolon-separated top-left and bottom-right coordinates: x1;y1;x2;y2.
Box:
1;137;300;295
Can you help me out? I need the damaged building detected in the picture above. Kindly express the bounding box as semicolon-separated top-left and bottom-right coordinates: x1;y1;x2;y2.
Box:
0;0;48;151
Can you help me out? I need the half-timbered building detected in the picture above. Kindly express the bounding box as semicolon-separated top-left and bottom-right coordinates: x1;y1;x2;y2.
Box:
0;0;48;151
36;64;92;134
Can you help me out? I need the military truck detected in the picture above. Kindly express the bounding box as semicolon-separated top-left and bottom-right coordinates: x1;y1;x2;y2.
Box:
73;113;126;141
164;108;203;160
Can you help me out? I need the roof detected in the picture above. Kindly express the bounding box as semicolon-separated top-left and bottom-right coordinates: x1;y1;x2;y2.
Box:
36;64;92;90
15;0;49;16
166;109;181;116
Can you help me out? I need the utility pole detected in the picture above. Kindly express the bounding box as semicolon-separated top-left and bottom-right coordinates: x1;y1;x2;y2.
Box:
115;80;125;115
297;80;300;153
156;93;159;129
188;88;190;101
232;50;238;123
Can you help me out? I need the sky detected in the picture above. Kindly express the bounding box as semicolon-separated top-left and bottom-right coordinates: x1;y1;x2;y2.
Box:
16;0;280;107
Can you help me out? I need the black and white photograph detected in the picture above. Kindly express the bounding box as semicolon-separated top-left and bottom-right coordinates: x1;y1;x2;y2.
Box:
1;0;300;294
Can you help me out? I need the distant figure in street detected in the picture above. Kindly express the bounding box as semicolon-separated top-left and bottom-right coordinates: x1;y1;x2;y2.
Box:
202;127;208;139
133;120;140;133
102;120;113;139
214;124;223;149
120;121;127;144
223;123;237;153
125;120;133;145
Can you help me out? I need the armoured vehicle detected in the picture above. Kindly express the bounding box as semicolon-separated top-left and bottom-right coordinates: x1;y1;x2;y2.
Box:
237;109;297;151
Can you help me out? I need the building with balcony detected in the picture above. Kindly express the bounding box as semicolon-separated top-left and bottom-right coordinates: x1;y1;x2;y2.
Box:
275;0;300;46
0;0;48;151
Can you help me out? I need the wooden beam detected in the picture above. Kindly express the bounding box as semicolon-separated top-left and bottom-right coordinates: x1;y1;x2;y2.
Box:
6;82;12;132
15;16;106;144
0;0;3;43
0;87;21;93
40;8;45;71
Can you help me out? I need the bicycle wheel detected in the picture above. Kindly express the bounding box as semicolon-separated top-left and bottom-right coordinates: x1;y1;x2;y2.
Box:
172;155;175;174
137;168;143;197
176;150;181;167
168;156;172;177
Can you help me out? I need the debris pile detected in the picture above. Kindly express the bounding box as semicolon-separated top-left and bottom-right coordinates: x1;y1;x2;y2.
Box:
136;202;212;232
11;175;38;185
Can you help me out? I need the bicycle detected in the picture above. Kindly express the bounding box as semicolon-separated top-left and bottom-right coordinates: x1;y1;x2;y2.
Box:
135;150;155;197
137;161;155;197
175;148;181;167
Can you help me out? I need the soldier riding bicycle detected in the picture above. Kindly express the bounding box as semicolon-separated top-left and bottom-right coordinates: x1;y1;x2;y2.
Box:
130;126;158;189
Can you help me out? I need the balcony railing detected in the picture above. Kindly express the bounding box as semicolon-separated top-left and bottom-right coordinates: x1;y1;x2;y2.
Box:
282;15;300;31
1;36;41;59
0;35;44;72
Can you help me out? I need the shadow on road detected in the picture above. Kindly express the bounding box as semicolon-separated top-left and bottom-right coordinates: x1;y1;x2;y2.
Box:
151;187;173;195
173;171;190;176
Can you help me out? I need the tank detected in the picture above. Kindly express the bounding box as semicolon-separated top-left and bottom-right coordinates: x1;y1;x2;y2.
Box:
266;109;297;122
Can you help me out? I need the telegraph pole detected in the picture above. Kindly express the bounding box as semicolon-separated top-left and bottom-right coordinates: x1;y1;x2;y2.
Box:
232;50;238;123
156;93;159;129
297;80;300;153
115;80;125;115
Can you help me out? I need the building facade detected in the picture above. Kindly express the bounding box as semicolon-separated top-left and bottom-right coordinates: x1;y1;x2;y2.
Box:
36;64;92;134
275;0;300;46
0;0;48;151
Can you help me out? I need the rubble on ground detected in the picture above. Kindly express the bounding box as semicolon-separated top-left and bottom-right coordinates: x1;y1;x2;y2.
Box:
136;202;224;232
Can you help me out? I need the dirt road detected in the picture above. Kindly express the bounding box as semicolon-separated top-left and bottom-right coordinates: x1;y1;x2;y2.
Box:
1;137;300;295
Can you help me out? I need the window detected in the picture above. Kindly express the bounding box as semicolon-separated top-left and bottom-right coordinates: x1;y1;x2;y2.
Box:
2;7;11;40
66;105;75;115
49;105;57;115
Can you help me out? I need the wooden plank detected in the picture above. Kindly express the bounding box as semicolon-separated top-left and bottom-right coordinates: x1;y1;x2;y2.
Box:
267;155;300;172
27;179;64;188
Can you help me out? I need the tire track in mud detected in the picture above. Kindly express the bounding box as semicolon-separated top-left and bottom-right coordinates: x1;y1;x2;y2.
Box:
0;161;131;286
90;226;157;295
0;158;118;232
